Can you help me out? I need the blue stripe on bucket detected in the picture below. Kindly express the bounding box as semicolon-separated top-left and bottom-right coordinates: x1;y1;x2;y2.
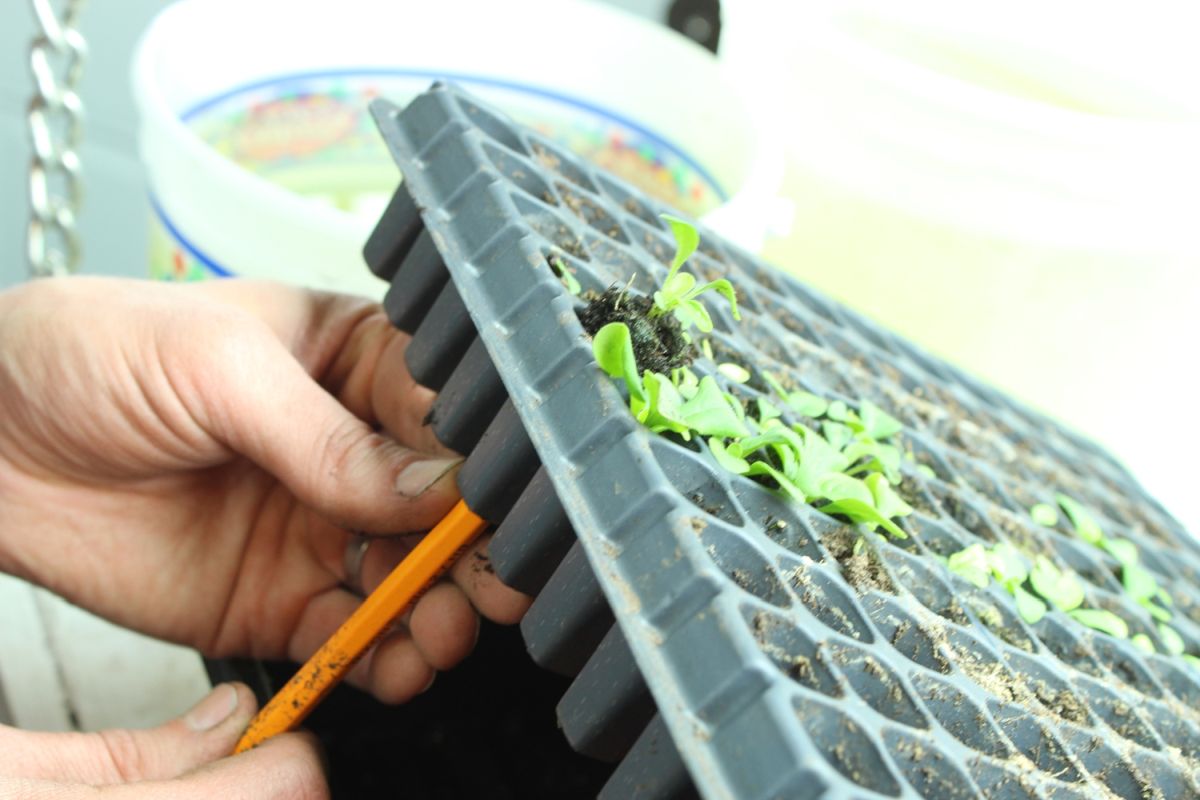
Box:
178;67;729;202
150;195;236;277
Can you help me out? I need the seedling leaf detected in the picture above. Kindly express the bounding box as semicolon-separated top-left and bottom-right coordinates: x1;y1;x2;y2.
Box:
708;438;750;475
679;376;749;439
947;544;991;589
1102;537;1139;568
1069;608;1129;639
1030;556;1084;612
1030;503;1059;527
689;279;741;321
1056;494;1103;545
746;460;806;503
817;497;909;539
865;473;913;520
660;213;700;276
1122;563;1158;604
822;421;854;452
718;362;751;383
593;322;645;402
1159;624;1186;655
1014;586;1047;625
787;391;830;418
859;400;903;440
1131;634;1156;654
988;542;1028;591
756;397;782;423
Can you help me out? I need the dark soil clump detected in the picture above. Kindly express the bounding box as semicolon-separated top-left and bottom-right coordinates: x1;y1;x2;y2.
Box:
578;288;693;373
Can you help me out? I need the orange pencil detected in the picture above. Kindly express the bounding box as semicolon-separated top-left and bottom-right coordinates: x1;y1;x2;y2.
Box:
234;499;488;753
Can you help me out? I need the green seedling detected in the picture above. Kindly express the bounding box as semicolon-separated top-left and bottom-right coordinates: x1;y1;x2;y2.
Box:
671;366;700;400
1056;493;1103;545
761;371;829;418
594;322;646;402
1030;503;1059;527
1069;608;1130;639
650;215;740;335
987;542;1028;591
858;400;903;440
1101;537;1139;568
1132;634;1156;655
718;362;751;383
549;254;581;295
915;464;938;480
1159;624;1186;656
945;541;1047;624
755;397;782;424
947;543;991;589
818;473;911;539
1029;556;1084;612
1014;587;1048;625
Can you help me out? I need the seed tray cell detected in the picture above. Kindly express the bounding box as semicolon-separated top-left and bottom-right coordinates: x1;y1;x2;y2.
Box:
366;83;1200;799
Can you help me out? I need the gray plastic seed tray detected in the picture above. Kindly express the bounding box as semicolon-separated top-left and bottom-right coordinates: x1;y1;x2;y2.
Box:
366;83;1200;800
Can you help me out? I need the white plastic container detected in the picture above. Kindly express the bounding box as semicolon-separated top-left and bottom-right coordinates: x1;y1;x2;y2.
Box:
133;0;783;298
721;0;1200;530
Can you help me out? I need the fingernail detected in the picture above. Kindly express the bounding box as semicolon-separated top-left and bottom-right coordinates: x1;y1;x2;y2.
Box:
185;684;240;732
395;457;462;498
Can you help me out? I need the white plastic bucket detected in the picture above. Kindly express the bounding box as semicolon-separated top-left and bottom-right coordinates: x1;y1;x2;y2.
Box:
133;0;783;298
721;0;1200;530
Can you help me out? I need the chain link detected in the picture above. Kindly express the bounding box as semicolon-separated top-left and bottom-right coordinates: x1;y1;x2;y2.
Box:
27;0;88;278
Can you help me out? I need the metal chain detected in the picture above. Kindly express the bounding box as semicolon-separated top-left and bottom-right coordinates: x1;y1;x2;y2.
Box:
27;0;88;278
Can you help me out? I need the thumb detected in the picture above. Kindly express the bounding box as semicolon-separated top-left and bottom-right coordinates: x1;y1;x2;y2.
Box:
199;331;462;533
0;683;255;785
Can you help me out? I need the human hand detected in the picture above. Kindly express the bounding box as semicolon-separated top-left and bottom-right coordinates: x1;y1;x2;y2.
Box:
0;683;328;798
0;277;530;704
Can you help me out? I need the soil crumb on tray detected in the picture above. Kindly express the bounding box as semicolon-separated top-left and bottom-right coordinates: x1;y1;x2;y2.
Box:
579;288;693;373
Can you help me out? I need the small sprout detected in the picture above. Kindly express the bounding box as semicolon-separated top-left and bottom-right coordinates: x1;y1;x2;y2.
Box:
756;397;782;423
822;421;855;452
1185;654;1200;672
671;366;700;400
1056;493;1103;546
762;371;828;418
593;322;644;402
915;463;938;480
947;543;991;589
1101;537;1138;568
650;215;739;334
718;362;751;383
858;400;903;440
817;473;910;539
708;437;750;475
866;473;914;522
827;400;854;424
1030;503;1059;527
1131;633;1156;654
987;542;1028;592
1069;608;1130;639
1122;563;1159;605
1144;602;1173;623
549;255;581;295
680;378;750;438
1159;624;1186;656
1029;556;1084;612
700;339;714;361
1014;586;1047;625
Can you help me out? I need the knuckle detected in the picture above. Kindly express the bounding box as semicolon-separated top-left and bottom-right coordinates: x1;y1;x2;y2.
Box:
94;728;146;783
309;417;374;500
